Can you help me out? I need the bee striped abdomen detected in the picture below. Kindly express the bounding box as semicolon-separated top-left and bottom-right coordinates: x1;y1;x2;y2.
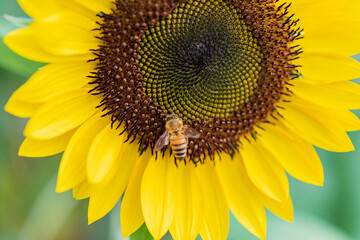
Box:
170;135;187;160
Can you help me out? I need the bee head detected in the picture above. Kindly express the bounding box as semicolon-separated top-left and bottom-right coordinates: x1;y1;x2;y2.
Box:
166;114;179;122
165;114;183;131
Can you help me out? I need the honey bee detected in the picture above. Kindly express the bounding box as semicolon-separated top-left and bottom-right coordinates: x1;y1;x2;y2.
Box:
155;114;200;160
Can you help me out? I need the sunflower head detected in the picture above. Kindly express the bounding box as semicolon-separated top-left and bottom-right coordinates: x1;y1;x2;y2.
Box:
4;0;360;239
91;0;302;163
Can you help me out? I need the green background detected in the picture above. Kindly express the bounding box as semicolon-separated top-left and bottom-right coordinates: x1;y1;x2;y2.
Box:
1;1;360;239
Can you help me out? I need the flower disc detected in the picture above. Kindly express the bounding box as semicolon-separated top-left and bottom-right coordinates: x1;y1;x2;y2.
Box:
91;0;301;161
138;0;263;120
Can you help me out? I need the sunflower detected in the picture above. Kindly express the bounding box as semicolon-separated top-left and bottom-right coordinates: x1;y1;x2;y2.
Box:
4;0;360;239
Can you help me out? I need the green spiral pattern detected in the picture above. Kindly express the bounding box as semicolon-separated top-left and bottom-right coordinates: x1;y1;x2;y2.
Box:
138;0;263;120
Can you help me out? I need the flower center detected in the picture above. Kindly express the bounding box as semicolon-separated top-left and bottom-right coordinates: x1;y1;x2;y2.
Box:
91;0;302;163
138;0;262;120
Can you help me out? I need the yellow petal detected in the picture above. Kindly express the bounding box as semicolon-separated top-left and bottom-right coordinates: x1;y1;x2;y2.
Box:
259;124;324;186
262;194;294;223
73;0;112;13
215;155;266;240
291;0;352;32
19;128;76;157
18;0;112;20
169;163;204;240
197;162;229;240
240;139;289;202
56;112;109;193
121;151;152;238
295;52;360;82
13;61;94;103
4;27;91;63
72;145;140;200
141;155;173;240
324;80;360;95
88;144;138;224
279;102;354;152
292;81;360;110
300;19;360;56
4;12;96;63
289;90;360;132
17;0;63;19
243;146;294;224
24;89;100;139
4;92;41;118
62;0;113;18
39;12;97;52
104;140;140;183
87;124;126;183
292;0;360;56
72;181;96;200
330;110;360;132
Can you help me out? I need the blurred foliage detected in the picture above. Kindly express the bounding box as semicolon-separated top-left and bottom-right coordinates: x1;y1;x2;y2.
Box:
0;0;43;78
1;1;360;240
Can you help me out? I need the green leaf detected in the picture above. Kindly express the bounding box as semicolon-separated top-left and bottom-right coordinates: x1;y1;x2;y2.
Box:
130;224;154;240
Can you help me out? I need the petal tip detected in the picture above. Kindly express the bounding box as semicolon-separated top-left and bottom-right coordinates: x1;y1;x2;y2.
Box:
3;30;16;48
252;221;267;240
286;214;294;223
17;144;27;157
88;218;95;225
87;208;100;225
121;231;130;239
55;176;73;193
4;98;26;118
55;182;69;193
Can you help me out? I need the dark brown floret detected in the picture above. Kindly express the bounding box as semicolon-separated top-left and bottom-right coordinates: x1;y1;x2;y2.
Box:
89;0;302;163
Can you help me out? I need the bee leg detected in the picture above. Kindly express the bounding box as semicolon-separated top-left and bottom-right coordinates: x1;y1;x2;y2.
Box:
174;157;178;167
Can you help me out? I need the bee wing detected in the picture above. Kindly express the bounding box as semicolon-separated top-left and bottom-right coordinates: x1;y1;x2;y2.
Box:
185;127;200;139
155;131;170;151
